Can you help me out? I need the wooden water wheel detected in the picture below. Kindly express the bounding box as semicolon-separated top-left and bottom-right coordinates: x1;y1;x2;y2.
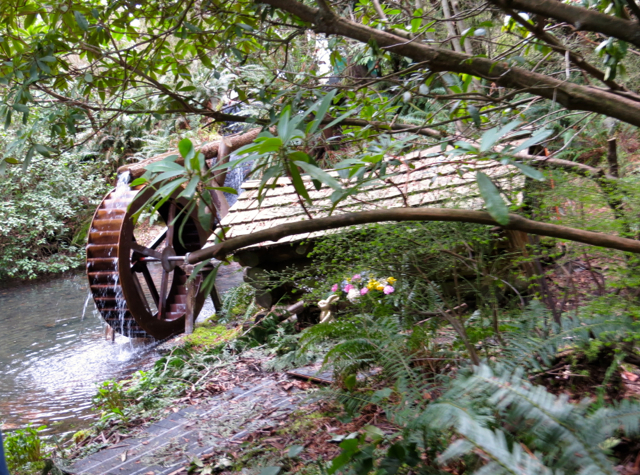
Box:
86;183;210;340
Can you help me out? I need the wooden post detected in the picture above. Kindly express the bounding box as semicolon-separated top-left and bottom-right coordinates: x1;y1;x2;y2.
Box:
210;285;223;314
185;271;202;335
607;138;619;178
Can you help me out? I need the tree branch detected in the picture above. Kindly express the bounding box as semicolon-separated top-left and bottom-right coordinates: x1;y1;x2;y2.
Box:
186;208;640;264
488;0;640;48
260;0;640;129
499;7;624;90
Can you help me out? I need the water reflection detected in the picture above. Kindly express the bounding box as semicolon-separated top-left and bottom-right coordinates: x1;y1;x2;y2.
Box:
0;273;159;434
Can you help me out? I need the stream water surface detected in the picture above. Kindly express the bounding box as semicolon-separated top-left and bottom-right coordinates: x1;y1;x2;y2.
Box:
0;273;163;435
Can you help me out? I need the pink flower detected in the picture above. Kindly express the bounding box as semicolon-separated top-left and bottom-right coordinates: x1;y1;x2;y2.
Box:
344;284;354;292
360;287;369;296
383;285;395;295
352;274;362;281
331;284;338;292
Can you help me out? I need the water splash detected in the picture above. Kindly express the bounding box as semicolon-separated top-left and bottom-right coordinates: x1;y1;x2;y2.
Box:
0;274;160;434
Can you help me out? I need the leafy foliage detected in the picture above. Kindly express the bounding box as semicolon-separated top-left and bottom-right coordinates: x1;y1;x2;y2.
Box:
0;157;108;279
2;424;47;474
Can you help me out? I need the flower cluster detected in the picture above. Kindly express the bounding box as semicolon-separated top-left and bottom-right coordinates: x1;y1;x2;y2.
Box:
330;274;396;302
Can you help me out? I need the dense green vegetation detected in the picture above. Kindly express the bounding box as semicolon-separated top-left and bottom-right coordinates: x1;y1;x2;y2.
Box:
9;0;640;473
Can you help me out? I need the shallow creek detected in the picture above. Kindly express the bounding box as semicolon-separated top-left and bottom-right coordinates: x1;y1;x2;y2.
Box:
0;273;167;435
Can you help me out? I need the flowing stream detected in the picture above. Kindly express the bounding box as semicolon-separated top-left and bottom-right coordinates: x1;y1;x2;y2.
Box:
0;273;163;435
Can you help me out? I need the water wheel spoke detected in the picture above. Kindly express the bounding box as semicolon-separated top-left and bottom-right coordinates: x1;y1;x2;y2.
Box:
131;273;151;313
158;202;176;320
131;242;162;260
140;262;160;307
147;228;167;250
166;202;176;244
158;268;169;319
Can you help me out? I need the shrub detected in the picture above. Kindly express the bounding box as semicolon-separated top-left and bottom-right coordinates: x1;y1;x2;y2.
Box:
0;157;108;279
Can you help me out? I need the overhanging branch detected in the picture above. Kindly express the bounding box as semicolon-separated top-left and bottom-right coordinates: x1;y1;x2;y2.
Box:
186;208;640;264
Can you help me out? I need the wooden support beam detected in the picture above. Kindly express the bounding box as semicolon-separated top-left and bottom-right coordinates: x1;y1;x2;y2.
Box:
185;271;203;335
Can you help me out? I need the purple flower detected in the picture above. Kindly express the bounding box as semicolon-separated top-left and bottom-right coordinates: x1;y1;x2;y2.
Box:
352;274;362;281
383;285;395;295
360;287;369;296
344;284;354;292
331;284;338;292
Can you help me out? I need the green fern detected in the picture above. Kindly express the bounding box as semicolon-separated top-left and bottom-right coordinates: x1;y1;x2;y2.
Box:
424;364;640;475
503;300;636;372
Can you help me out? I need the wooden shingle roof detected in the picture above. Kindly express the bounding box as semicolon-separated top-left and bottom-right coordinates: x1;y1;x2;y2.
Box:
214;147;523;250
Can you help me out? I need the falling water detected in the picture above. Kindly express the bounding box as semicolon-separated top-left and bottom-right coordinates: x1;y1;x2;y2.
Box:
106;171;132;208
80;292;92;321
223;152;253;208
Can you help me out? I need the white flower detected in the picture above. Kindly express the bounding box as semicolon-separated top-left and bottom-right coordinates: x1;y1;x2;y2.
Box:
347;288;360;303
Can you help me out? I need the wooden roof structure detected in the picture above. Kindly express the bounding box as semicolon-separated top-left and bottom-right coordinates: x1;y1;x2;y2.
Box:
212;147;523;251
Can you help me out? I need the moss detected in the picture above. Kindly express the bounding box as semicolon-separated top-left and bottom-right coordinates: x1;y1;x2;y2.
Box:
183;323;240;348
72;430;90;444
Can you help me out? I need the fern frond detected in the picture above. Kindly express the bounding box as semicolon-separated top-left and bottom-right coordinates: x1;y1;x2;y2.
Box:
503;301;635;373
439;418;555;475
430;364;631;475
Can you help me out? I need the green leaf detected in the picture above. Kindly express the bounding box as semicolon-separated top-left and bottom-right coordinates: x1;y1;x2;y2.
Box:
476;171;509;225
178;138;195;160
258;137;283;154
179;176;200;199
4;156;19;164
287;445;304;457
363;425;384;442
130;177;148;187
454;141;479;153
22;145;35;172
289;151;311;163
295;161;342;190
344;374;357;390
145;159;184;173
277;105;291;142
183;22;203;33
512;129;554;154
12;103;28;113
74;11;90;31
308;89;337;135
479;127;499;152
468;105;481;127
289;161;311;204
34;144;51;157
323;108;357;130
514;162;545;181
149;170;187;185
411;16;422;33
